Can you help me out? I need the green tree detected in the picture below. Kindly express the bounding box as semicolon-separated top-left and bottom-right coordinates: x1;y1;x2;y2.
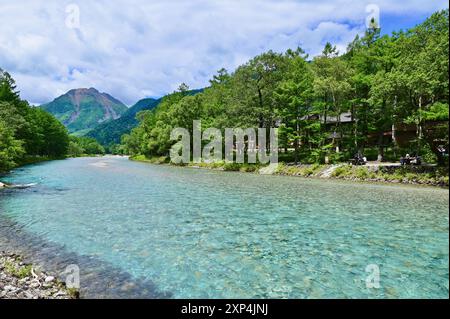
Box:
1;68;71;171
275;48;314;163
0;119;24;171
313;43;353;157
68;136;105;156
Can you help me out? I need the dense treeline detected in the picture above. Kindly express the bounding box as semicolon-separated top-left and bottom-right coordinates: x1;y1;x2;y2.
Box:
122;10;449;166
68;136;105;157
0;69;69;172
0;70;107;172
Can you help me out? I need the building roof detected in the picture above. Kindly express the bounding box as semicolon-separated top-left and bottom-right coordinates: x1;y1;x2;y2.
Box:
322;112;354;124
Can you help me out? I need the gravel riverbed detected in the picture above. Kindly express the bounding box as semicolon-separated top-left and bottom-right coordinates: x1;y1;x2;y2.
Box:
0;250;78;299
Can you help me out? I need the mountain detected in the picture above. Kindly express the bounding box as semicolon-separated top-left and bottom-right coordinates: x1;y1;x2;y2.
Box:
86;98;161;146
87;89;204;146
40;88;128;135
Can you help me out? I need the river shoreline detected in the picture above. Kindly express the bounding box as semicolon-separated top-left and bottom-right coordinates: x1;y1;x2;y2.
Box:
1;156;58;187
0;213;168;299
129;156;449;188
3;155;448;189
0;155;112;188
2;157;84;300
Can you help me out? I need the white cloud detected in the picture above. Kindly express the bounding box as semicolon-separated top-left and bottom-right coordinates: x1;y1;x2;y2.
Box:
0;0;447;105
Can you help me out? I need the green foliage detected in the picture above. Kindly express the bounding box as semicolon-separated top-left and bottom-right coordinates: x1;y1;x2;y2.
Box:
122;11;448;167
355;167;369;179
27;108;70;157
223;162;242;171
87;98;161;147
1;69;70;172
68;136;105;157
130;155;169;164
331;165;353;177
68;141;85;157
0;119;25;171
420;102;449;121
276;163;326;177
3;260;32;279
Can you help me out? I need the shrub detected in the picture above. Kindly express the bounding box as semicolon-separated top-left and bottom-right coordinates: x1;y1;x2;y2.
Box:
275;163;286;174
405;173;417;182
240;164;259;173
3;260;32;279
355;167;369;179
223;163;241;171
331;165;352;177
369;171;378;179
303;164;323;176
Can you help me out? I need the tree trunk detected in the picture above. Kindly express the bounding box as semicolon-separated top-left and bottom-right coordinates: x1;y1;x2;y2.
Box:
333;93;341;154
351;104;358;151
377;131;384;162
258;87;264;128
417;95;423;155
320;96;328;150
392;95;398;158
378;99;387;162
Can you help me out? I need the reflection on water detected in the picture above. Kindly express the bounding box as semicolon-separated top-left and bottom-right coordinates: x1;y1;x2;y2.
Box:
0;157;448;298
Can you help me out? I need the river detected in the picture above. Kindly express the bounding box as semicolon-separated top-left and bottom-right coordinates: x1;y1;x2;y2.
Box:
0;156;448;298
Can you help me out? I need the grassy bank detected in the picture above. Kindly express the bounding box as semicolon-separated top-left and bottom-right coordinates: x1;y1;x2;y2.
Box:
276;163;449;187
130;155;449;187
130;155;264;172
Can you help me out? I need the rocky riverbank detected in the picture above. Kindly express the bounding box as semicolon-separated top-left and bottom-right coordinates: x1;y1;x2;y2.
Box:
0;251;78;299
275;163;449;187
130;156;449;188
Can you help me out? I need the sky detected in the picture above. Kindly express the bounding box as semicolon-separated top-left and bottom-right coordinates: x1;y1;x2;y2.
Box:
0;0;448;106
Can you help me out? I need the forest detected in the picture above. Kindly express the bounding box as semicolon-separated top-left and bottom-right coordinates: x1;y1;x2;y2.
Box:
0;69;69;172
0;70;104;172
121;10;449;166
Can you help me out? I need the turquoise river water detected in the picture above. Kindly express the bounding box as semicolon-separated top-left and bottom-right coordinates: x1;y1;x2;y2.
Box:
0;156;448;298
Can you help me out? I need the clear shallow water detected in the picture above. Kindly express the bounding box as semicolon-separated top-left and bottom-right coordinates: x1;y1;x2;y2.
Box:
0;157;448;299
